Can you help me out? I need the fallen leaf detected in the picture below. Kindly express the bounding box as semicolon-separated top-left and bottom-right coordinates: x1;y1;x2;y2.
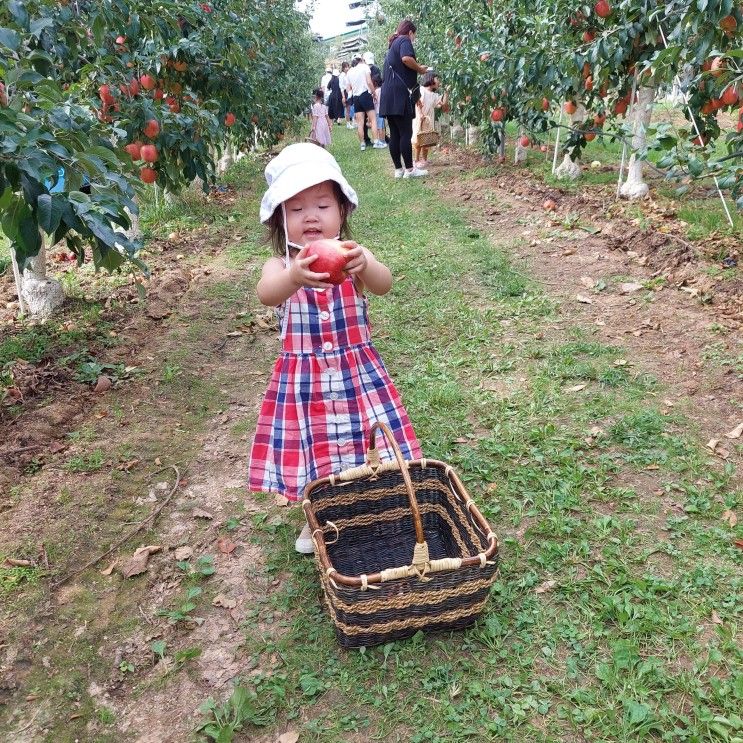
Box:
192;508;213;520
711;610;723;625
535;579;557;594
4;557;33;567
576;294;593;304
226;331;243;337
453;437;469;444
94;375;113;394
117;545;162;578
100;560;118;576
274;494;290;507
174;546;193;561
154;457;162;465
579;276;595;289
619;282;644;294
566;383;588;392
707;439;720;452
216;536;236;554
724;422;743;439
278;732;300;743
734;539;743;550
613;359;629;367
212;594;237;610
49;440;68;454
722;510;737;527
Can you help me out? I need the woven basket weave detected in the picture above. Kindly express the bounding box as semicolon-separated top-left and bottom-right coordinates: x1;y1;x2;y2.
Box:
416;130;440;147
304;422;499;648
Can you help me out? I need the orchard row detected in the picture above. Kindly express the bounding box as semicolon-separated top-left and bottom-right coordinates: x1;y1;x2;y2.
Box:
0;0;318;273
383;0;743;204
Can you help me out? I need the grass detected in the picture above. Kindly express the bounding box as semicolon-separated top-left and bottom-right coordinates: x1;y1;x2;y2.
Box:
195;130;742;742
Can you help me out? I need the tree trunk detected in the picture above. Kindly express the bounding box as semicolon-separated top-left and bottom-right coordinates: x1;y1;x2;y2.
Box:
217;141;234;175
466;125;480;147
17;236;65;318
126;205;141;240
555;103;586;181
514;131;527;165
620;84;655;200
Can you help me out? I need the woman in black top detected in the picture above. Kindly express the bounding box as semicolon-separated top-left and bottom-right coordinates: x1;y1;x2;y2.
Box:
379;19;431;178
326;72;345;125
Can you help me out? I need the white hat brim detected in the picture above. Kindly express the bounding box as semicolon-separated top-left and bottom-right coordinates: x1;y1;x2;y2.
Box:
260;146;358;223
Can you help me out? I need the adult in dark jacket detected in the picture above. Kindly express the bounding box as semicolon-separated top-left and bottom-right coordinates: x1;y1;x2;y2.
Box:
326;71;345;124
379;19;431;178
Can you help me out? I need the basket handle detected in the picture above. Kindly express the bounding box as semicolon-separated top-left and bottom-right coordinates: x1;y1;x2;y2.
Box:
367;421;425;546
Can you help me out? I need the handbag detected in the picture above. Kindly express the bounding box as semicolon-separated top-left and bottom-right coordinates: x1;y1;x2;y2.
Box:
388;64;421;110
417;130;440;147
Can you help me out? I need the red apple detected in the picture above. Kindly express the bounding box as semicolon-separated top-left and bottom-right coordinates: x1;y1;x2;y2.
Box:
140;144;158;162
140;167;157;183
304;239;353;285
490;107;505;122
143;119;160;138
721;85;739;106
594;0;612;18
519;135;530;147
225;112;236;127
720;15;737;33
140;74;156;91
124;141;142;160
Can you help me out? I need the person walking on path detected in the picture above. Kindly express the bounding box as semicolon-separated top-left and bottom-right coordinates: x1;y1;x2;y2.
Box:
248;143;421;553
310;88;332;147
379;19;432;178
327;69;345;125
412;72;448;169
346;54;387;151
339;62;352;128
320;66;332;104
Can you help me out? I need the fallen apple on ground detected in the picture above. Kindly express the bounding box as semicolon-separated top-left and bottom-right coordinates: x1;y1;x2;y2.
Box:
305;239;354;285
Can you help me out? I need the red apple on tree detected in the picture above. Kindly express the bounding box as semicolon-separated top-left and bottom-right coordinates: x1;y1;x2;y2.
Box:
124;141;142;160
519;135;530;147
490;107;505;122
143;119;160;138
140;167;157;184
140;74;156;91
224;112;236;127
594;0;612;18
304;239;354;285
140;144;158;162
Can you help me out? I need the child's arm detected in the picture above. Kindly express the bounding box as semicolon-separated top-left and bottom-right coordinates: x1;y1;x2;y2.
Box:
342;242;392;296
257;253;332;306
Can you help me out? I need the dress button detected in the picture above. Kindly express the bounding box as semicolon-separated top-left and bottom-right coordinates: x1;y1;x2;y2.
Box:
322;341;333;351
320;310;330;320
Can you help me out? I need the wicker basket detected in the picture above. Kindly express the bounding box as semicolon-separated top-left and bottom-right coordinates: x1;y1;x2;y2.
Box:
416;130;440;147
303;422;499;648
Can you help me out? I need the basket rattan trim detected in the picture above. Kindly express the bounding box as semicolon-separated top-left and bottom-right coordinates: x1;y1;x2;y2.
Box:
320;502;471;556
323;575;495;613
325;597;490;636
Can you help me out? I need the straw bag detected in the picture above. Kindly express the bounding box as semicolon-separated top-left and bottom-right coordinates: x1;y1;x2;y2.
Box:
417;130;440;147
303;422;499;648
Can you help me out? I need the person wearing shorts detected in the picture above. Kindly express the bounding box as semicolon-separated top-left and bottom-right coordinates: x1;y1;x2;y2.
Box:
346;55;387;151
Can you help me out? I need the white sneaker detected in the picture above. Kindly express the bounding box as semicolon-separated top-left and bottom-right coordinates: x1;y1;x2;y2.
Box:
373;140;388;149
360;143;367;151
403;167;428;178
394;168;404;178
346;122;355;129
295;522;315;554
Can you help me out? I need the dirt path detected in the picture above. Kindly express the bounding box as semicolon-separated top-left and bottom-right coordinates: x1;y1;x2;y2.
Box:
431;151;742;469
1;143;741;742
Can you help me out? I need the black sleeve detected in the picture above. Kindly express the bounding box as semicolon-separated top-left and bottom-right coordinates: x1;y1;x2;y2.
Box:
399;37;415;59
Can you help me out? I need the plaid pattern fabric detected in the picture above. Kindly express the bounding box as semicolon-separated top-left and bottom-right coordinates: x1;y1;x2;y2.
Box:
249;277;421;501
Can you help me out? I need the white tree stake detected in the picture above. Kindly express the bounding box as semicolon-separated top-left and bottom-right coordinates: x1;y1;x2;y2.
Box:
658;27;734;227
617;69;639;199
551;109;563;175
10;248;28;316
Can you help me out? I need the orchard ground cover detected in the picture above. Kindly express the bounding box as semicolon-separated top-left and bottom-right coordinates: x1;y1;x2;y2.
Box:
0;129;741;742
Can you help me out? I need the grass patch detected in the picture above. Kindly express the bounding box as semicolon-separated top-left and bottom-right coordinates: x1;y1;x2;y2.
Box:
191;129;743;742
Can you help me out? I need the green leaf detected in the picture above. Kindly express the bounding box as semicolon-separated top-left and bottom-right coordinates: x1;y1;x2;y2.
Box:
29;17;54;38
0;27;20;51
1;194;41;267
626;700;650;726
37;194;64;234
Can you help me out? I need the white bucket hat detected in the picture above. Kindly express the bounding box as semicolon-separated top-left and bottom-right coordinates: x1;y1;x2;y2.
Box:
259;143;358;224
363;51;375;65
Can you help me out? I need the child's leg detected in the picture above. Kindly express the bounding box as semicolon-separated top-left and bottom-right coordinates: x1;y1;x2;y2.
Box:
413;143;421;162
420;145;430;163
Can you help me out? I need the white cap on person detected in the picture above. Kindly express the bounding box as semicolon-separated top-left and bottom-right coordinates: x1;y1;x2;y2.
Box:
363;51;375;65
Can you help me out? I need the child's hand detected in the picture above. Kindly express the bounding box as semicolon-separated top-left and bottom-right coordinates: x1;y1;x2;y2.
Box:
341;242;367;276
290;247;332;289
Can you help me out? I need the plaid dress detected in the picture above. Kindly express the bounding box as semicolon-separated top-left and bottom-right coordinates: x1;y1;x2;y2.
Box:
249;276;421;501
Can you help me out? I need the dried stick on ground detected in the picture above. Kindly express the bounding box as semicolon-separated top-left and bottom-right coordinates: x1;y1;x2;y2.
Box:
51;465;182;589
